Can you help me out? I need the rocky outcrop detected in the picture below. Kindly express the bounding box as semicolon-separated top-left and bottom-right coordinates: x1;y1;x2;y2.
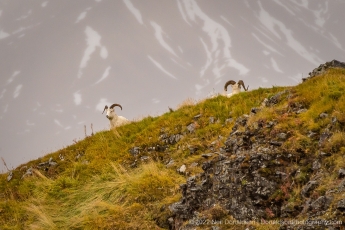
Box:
303;59;345;81
167;89;344;230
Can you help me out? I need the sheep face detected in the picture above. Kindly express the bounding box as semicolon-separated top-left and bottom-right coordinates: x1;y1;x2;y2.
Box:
105;108;115;120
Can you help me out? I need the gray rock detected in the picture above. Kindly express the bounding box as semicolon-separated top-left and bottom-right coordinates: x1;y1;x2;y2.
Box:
296;108;307;114
129;146;140;156
7;171;13;182
301;181;318;197
319;129;332;146
178;165;186;174
277;132;287;140
225;118;233;124
209;116;215;124
307;130;318;138
193;114;202;120
309;196;333;212
319;151;331;157
312;160;321;171
59;154;65;161
201;153;214;158
21;167;33;179
305;60;345;81
337;199;345;211
319;112;329;118
140;156;149;161
49;157;57;166
338;168;345;178
186;123;196;133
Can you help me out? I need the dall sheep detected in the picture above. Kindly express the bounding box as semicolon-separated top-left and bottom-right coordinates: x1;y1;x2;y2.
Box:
102;104;130;129
223;80;249;97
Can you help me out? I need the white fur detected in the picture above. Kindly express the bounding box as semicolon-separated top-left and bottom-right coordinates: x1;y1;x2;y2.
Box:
104;107;130;129
224;83;242;98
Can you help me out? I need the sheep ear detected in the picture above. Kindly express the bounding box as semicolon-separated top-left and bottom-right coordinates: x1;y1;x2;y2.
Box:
110;104;123;110
224;80;236;91
102;105;108;114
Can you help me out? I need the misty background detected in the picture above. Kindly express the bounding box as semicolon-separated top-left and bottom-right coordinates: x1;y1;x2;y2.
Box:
1;0;345;172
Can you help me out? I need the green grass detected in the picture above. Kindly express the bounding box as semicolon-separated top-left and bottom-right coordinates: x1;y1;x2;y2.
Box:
1;68;345;229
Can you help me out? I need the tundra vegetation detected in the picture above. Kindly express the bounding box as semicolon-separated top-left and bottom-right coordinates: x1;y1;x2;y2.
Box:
1;68;345;229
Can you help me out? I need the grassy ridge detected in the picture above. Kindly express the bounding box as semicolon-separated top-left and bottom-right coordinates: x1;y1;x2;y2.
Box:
1;68;345;229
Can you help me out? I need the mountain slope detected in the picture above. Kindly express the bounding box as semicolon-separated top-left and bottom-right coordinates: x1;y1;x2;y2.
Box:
1;67;345;229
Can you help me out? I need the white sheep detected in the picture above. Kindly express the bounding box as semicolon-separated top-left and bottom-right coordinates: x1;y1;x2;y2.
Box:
102;104;130;129
223;80;249;97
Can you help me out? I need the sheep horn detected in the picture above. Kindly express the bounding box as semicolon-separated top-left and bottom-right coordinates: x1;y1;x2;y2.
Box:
109;104;123;110
238;80;248;91
224;80;236;91
102;105;108;114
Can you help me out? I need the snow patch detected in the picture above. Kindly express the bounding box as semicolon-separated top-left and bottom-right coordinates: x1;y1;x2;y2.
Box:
41;1;48;7
270;58;283;73
123;0;143;25
0;30;10;39
150;21;177;57
73;91;82;105
152;98;160;104
148;55;177;79
95;66;111;84
78;26;108;78
76;11;88;23
13;85;23;98
7;71;21;84
0;89;6;99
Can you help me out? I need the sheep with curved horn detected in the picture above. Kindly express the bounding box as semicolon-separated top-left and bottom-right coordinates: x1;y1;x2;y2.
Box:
102;103;130;129
223;80;249;98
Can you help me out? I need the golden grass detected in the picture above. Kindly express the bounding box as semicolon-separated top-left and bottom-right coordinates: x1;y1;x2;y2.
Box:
1;69;345;229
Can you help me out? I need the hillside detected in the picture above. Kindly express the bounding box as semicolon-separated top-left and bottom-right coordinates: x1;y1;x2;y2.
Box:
1;66;345;229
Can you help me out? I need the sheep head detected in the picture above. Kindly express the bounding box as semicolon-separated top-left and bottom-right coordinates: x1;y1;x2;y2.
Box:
102;104;123;120
224;80;249;92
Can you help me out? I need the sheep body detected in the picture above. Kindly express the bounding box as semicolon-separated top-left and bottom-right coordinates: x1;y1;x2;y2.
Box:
103;104;130;129
223;80;248;98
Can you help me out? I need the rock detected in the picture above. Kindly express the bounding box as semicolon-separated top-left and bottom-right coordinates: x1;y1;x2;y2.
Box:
193;114;202;120
21;167;33;179
277;133;287;140
129;147;140;156
59;154;65;161
201;153;214;158
225;118;233;124
7;171;13;182
166;159;174;167
336;199;345;211
49;157;57;166
319;151;331;157
296;108;307;114
319;112;329;118
189;146;198;154
305;60;345;81
186;123;196;133
209;116;215;124
338;169;345;178
269;141;283;146
307;130;318;138
309;196;333;212
156;145;167;152
250;107;261;114
312;160;321;171
190;162;198;167
178;165;186;174
318;129;332;147
301;181;318;197
140;156;149;161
